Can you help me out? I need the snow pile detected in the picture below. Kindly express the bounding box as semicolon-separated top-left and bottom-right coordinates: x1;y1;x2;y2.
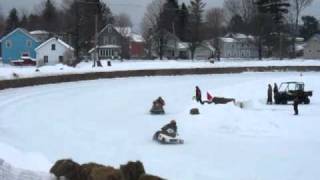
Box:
0;158;53;180
0;59;319;80
0;72;319;179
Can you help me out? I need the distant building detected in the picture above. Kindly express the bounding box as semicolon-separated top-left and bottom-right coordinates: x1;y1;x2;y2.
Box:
89;24;145;60
219;33;258;58
304;34;320;59
30;30;51;43
0;28;40;64
153;33;214;60
194;42;214;60
163;33;189;59
35;37;74;66
130;33;145;59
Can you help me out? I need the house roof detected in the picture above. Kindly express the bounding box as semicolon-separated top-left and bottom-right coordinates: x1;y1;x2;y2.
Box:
30;30;49;35
35;37;74;51
312;34;320;41
0;28;40;42
99;24;145;42
130;33;144;42
115;27;132;37
88;45;121;53
220;37;236;43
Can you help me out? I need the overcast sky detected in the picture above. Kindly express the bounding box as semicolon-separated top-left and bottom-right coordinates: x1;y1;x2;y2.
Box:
1;0;319;32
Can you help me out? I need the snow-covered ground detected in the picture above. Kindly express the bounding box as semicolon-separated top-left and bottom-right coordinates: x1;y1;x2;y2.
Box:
0;72;319;180
0;59;319;80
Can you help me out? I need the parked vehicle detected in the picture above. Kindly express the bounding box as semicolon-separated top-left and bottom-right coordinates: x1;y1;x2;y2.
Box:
11;53;36;66
275;82;313;104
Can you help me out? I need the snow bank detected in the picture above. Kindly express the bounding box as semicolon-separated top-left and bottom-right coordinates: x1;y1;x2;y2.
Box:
0;157;53;180
0;59;319;80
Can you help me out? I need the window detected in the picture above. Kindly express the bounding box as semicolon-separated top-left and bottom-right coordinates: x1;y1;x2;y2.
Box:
26;40;32;47
5;40;12;48
44;56;48;63
59;56;63;63
51;44;56;51
108;26;112;33
111;37;116;44
104;37;109;44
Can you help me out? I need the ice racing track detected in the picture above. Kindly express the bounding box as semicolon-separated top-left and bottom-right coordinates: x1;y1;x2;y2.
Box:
0;67;320;180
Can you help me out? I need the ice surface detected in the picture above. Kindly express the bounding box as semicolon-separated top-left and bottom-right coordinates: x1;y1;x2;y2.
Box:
0;72;319;180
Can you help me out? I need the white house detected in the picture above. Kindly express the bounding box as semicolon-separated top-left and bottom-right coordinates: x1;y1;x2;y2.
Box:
304;34;320;59
194;42;214;60
219;33;258;58
35;37;74;66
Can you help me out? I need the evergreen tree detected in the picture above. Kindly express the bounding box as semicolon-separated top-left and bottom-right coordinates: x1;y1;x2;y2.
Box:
300;16;319;40
256;0;290;26
62;0;113;63
228;14;246;34
256;0;290;59
160;0;180;34
0;10;5;36
177;3;189;41
41;0;59;32
188;0;206;59
20;14;28;29
27;14;42;31
5;8;20;34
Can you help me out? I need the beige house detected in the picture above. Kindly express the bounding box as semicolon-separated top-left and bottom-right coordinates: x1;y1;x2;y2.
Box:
304;34;320;59
220;33;258;58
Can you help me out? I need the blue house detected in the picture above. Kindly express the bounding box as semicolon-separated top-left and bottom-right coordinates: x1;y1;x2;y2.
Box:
0;28;40;64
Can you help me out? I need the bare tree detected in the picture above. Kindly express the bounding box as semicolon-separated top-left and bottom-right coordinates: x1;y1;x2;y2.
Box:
141;0;165;59
0;6;5;36
206;8;225;60
223;0;256;24
114;13;133;59
289;0;313;58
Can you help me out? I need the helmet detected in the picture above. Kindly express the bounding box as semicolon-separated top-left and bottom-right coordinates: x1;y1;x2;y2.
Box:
170;120;176;124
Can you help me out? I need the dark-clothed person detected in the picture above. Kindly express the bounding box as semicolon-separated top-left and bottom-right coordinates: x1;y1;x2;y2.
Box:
161;120;178;137
267;84;273;104
293;97;299;115
195;86;202;103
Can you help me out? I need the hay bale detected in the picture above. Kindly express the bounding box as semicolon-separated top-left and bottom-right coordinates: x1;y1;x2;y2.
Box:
89;166;121;180
139;174;165;180
50;159;83;180
190;108;200;115
120;161;145;180
81;163;107;179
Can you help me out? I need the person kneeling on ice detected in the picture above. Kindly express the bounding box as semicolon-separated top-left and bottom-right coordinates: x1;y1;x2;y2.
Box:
150;96;166;114
153;120;184;144
161;120;178;137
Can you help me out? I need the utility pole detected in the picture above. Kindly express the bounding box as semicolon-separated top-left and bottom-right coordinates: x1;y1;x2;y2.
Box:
172;22;177;59
75;0;101;67
93;14;98;67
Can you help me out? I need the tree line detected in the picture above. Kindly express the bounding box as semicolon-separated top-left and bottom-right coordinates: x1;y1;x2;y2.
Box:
0;0;132;63
141;0;319;60
0;0;319;61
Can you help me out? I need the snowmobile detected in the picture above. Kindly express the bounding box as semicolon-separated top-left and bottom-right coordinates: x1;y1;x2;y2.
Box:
153;131;184;144
150;98;165;115
150;106;165;115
